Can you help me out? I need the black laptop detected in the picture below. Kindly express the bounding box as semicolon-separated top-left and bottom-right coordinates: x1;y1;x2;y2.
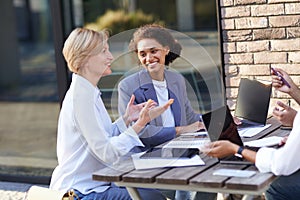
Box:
201;105;254;165
234;78;272;128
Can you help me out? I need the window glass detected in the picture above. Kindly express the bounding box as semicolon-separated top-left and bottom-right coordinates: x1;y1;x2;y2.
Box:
0;0;58;177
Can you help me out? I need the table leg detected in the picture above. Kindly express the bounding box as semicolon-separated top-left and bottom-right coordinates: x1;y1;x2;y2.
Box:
126;187;142;200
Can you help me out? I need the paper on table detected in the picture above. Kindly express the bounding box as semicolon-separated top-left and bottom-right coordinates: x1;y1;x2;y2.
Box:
238;124;271;138
213;168;256;178
244;136;283;147
131;152;205;170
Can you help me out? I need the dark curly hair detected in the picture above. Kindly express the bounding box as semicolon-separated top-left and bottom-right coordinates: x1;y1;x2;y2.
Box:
129;24;182;66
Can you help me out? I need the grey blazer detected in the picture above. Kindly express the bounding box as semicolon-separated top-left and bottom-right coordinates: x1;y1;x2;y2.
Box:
118;69;200;150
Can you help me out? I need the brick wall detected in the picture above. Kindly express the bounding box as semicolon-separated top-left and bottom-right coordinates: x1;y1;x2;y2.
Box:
219;0;300;113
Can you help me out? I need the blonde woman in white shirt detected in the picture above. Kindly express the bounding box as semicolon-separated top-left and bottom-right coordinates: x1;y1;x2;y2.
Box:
49;27;172;200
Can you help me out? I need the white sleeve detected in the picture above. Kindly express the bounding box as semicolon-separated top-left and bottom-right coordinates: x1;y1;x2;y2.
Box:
256;112;300;175
73;84;143;164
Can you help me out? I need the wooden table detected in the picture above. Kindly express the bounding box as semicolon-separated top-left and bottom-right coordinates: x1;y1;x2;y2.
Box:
93;118;290;200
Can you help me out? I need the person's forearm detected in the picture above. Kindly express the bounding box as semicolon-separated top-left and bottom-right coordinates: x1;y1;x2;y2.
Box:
175;121;203;135
242;148;257;163
175;126;183;135
132;120;146;134
232;144;256;163
122;114;131;127
175;126;191;135
289;86;300;105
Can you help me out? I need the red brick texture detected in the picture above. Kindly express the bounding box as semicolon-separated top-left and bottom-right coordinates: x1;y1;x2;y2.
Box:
219;0;300;111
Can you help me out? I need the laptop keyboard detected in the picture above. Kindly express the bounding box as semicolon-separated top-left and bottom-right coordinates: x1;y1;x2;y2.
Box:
238;120;264;129
163;138;210;148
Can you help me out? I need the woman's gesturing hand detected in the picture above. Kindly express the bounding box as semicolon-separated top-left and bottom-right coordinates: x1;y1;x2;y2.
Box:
132;99;174;133
123;95;157;126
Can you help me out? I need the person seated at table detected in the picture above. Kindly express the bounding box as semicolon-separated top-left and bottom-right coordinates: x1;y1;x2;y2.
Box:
202;68;300;200
49;27;174;200
118;24;216;200
118;24;204;150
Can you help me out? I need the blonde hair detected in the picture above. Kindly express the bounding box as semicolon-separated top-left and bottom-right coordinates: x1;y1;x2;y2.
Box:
62;27;108;73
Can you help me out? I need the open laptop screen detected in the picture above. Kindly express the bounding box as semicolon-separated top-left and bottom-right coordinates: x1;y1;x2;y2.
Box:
201;105;243;146
201;105;253;165
234;78;271;125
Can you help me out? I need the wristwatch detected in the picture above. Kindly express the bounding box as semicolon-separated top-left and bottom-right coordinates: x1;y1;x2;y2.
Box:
235;146;244;158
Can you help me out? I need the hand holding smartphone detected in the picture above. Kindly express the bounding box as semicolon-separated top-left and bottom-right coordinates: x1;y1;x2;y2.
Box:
271;67;291;88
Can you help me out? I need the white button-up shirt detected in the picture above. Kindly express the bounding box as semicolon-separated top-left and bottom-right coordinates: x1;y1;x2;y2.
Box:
50;74;144;194
256;111;300;176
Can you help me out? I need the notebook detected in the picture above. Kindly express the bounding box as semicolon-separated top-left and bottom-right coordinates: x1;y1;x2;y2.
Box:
234;78;272;128
201;105;254;165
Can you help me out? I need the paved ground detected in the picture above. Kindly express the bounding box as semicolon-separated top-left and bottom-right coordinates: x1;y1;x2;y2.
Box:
0;102;57;198
0;181;47;200
0;102;58;164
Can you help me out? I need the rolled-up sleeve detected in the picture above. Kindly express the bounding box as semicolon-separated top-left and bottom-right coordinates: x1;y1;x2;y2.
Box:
255;147;276;173
256;112;300;176
110;126;145;151
73;78;144;164
112;116;145;147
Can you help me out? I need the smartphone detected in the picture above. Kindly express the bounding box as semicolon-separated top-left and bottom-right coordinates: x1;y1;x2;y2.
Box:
140;148;199;159
271;67;291;88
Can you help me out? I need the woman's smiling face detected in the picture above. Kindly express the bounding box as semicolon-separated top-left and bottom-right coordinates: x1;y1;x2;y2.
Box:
86;41;113;78
137;38;169;80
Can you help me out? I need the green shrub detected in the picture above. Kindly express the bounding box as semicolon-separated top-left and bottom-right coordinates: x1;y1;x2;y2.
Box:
85;9;164;35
